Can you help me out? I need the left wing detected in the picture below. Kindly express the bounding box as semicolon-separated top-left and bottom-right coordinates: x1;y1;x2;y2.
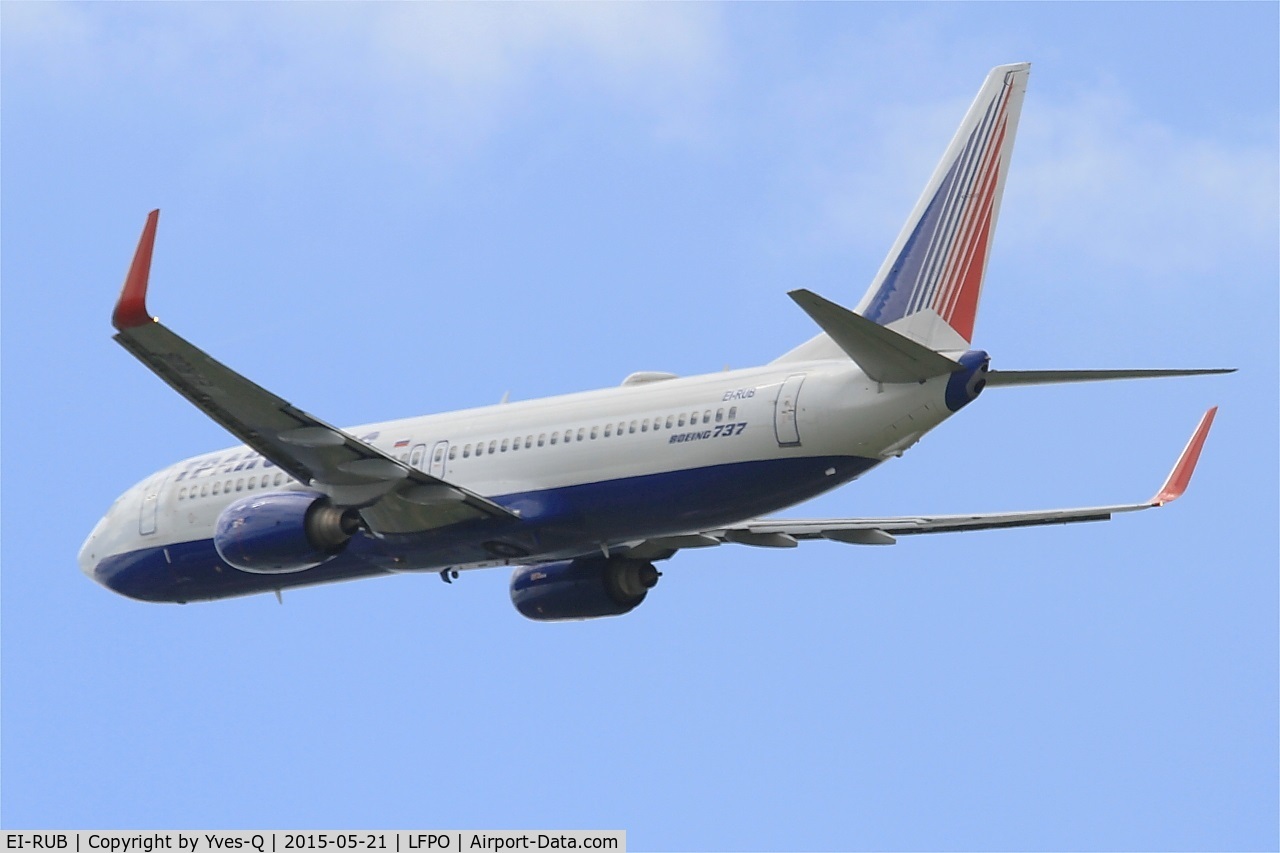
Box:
626;407;1217;559
112;210;515;534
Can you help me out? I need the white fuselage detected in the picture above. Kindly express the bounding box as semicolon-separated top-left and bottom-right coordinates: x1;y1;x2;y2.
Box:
80;358;961;600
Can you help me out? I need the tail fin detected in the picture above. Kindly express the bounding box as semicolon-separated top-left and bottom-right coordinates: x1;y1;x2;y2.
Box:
777;63;1030;362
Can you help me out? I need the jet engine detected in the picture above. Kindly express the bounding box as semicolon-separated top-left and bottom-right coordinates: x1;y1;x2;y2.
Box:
214;491;360;574
510;556;660;621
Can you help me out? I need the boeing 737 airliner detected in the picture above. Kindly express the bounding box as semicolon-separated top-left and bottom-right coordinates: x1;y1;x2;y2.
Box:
80;64;1231;619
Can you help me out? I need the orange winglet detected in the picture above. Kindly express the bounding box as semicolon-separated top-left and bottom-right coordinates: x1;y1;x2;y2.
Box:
1151;406;1218;506
112;209;160;330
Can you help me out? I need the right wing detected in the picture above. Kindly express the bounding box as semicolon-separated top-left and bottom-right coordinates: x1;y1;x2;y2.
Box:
626;407;1218;559
112;210;515;535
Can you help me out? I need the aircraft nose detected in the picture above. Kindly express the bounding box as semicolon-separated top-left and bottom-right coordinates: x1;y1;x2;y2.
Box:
78;518;107;581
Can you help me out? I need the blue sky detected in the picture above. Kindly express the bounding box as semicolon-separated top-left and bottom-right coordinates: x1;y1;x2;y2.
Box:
2;3;1276;849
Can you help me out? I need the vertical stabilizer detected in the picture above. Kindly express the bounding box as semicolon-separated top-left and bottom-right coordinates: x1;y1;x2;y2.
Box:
777;63;1029;362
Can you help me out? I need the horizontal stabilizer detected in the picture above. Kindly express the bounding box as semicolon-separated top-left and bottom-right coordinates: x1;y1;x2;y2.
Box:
987;368;1235;387
787;289;961;383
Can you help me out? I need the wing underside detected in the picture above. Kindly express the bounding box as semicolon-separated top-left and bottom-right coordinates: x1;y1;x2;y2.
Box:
112;211;514;535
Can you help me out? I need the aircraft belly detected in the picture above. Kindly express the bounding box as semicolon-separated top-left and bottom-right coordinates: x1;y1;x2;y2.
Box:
92;454;880;602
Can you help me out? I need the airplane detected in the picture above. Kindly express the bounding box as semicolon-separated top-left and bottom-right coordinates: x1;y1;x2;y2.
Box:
79;63;1232;619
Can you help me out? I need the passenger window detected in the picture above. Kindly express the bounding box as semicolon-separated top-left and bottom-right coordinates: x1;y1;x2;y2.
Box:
538;434;546;447
678;414;686;427
488;440;496;454
577;428;585;442
550;432;559;445
590;426;598;440
511;439;519;452
449;447;458;460
641;419;649;432
247;478;255;490
689;412;698;425
463;444;472;458
728;406;737;419
604;424;613;437
500;439;509;452
236;479;244;492
629;421;637;434
201;485;209;497
178;487;186;500
274;473;283;486
665;415;674;429
525;436;533;449
703;410;712;422
716;409;724;422
212;482;221;495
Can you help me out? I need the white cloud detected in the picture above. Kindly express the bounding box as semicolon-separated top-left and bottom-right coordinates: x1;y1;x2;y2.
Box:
2;3;727;162
371;4;720;91
1005;90;1278;280
788;73;1276;292
359;3;727;152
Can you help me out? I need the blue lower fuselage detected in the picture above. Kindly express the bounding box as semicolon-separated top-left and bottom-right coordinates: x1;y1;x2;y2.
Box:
94;454;879;602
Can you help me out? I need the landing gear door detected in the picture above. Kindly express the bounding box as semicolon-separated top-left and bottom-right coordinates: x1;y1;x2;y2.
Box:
429;441;450;479
774;374;806;447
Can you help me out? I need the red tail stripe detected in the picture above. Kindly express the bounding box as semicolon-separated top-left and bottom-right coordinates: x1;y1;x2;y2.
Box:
933;89;1010;330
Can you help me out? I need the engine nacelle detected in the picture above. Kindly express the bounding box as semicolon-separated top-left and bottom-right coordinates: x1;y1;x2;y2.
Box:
510;556;660;621
214;491;359;574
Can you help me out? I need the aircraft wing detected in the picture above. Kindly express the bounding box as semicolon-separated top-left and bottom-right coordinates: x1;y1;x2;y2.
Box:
626;407;1217;558
112;211;514;534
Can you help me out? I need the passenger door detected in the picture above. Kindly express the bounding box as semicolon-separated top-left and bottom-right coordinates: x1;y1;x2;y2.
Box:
773;374;806;447
138;470;170;536
429;441;449;479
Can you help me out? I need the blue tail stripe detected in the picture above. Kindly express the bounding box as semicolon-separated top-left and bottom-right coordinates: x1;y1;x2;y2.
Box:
864;77;1011;330
863;157;961;326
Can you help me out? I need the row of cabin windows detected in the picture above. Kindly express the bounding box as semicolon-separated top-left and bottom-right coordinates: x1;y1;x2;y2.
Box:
179;404;743;495
177;471;289;500
454;406;738;459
